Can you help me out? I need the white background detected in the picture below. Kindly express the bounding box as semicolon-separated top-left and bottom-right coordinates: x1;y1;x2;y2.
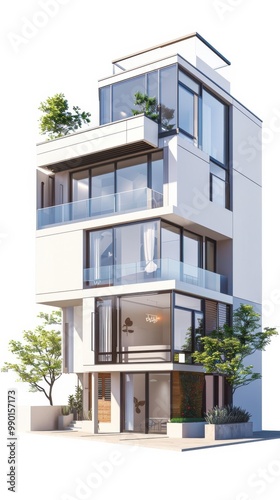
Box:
1;0;280;497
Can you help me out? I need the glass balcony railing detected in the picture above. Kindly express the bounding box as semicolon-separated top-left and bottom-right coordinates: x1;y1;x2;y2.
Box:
84;259;228;294
37;188;163;229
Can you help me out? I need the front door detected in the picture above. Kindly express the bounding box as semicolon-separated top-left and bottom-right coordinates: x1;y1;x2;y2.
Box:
122;372;170;433
98;373;111;423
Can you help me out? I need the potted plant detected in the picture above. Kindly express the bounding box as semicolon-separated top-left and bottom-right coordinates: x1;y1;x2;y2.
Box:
58;406;74;430
68;385;83;421
204;405;253;440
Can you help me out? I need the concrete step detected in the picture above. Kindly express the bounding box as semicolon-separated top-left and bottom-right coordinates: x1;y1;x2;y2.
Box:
65;420;83;431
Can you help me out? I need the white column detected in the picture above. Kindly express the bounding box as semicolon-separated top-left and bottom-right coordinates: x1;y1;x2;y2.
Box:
91;373;99;433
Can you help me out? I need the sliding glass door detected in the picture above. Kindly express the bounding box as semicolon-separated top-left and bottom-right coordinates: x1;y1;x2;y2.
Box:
123;373;146;432
122;372;170;433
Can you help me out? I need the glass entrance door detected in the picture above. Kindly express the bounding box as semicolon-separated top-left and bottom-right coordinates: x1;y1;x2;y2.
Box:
122;372;170;433
148;373;170;434
123;373;146;432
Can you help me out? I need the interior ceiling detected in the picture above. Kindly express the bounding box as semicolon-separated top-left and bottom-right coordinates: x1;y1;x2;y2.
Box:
121;293;170;308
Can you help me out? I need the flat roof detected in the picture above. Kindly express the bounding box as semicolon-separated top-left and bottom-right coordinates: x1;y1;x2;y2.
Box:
112;32;231;73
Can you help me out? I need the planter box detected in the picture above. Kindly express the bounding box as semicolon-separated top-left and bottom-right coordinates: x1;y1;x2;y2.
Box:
167;422;205;438
58;413;74;430
205;422;253;440
18;405;62;432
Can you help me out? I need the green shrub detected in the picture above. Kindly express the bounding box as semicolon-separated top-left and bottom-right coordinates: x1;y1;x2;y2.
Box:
205;405;251;424
170;417;205;423
61;405;70;416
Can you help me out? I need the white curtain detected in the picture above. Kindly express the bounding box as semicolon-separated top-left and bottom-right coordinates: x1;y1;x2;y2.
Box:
143;221;157;273
125;374;134;431
99;300;112;355
93;234;101;282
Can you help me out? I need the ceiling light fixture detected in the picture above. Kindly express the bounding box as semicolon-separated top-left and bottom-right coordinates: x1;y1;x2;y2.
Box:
146;313;159;323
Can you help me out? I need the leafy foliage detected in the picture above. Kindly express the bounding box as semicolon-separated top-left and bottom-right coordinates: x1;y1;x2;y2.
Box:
160;103;175;130
205;405;251;424
1;311;62;405
131;92;159;121
192;304;278;393
68;385;83;420
170;417;205;423
179;372;204;419
61;405;71;416
38;93;91;140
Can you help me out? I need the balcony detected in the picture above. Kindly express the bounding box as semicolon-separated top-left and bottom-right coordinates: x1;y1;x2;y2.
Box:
37;188;163;229
84;258;228;294
36;114;159;172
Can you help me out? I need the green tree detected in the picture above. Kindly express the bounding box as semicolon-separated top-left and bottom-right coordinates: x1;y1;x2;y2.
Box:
38;93;91;140
192;304;278;394
131;92;159;121
1;311;62;405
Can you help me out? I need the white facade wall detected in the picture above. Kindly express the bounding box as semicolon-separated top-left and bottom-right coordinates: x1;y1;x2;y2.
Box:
232;106;262;305
171;136;233;238
36;230;84;296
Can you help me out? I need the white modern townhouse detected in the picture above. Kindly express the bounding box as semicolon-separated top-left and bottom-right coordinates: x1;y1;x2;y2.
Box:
36;34;262;433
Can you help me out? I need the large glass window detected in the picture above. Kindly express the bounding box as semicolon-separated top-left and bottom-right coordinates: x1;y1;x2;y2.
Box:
194;311;204;351
88;229;113;285
87;223;219;288
120;293;171;360
116;156;148;211
161;223;180;261
91;164;114;215
99;66;230;183
179;85;194;136
210;163;228;207
71;170;89;220
96;298;113;362
99;86;111;125
100;66;177;131
95;291;209;365
174;308;192;352
96;292;171;364
151;151;164;196
202;89;227;165
178;70;199;142
147;71;159;105
115;220;159;282
206;238;216;272
160;66;177;132
183;231;202;268
173;293;204;364
161;223;180;280
71;151;163;207
112;75;145;122
72;171;89;201
115;224;143;276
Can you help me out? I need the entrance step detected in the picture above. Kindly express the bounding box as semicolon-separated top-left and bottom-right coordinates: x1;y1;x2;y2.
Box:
65;420;83;432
